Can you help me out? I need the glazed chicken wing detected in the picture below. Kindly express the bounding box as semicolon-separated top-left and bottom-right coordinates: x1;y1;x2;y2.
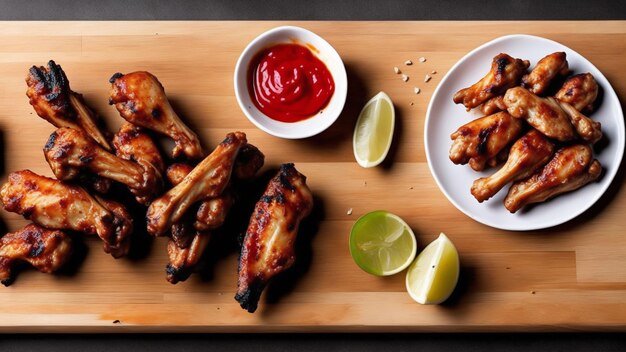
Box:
471;130;555;202
44;127;162;205
235;163;313;313
0;170;132;257
146;132;246;236
26;60;111;150
0;224;72;286
522;52;569;95
164;145;264;284
503;87;576;141
480;95;507;115
113;122;165;177
504;145;602;213
453;53;530;110
558;101;602;144
166;229;210;284
555;73;599;113
109;71;203;159
450;112;524;171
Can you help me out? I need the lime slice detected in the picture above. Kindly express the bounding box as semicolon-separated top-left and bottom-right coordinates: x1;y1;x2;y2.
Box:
349;211;417;276
353;92;395;168
406;233;460;304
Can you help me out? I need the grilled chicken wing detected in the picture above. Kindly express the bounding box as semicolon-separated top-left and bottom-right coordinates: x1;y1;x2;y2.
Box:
164;145;264;284
505;145;602;212
453;53;530;110
0;224;72;286
0;170;132;257
112;122;165;203
44;127;161;205
471;130;555;202
26;60;111;150
450;112;524;171
555;73;599;113
522;52;569;95
480;95;507;115
109;71;203;159
166;228;210;284
558;101;602;144
146;132;246;236
235;163;313;313
503;87;577;141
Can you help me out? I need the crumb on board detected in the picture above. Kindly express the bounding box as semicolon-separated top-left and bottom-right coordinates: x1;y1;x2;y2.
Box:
113;320;121;324
414;87;421;94
402;74;409;82
424;74;432;83
404;60;413;65
394;66;401;74
347;208;353;215
419;56;426;63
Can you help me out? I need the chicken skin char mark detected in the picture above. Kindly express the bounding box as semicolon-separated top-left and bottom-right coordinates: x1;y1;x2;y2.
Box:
470;129;555;203
44;127;162;205
0;170;132;258
0;224;72;286
450;111;524;171
146;132;246;237
26;60;111;151
521;52;569;95
453;53;530;110
109;71;203;159
235;163;313;313
504;144;602;213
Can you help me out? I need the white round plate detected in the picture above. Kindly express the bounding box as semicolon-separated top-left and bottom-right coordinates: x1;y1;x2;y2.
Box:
424;34;625;231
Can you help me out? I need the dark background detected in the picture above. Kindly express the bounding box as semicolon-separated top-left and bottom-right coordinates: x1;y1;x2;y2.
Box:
0;0;625;350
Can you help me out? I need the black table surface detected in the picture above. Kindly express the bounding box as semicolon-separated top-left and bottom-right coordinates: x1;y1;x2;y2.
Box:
1;0;625;351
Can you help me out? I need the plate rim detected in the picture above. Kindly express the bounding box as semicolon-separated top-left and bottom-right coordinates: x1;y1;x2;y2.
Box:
424;33;625;231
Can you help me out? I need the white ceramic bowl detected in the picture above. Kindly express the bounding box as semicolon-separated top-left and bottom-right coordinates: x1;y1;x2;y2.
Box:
234;26;348;139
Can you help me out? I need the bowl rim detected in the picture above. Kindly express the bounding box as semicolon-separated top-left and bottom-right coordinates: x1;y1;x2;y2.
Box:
233;25;348;139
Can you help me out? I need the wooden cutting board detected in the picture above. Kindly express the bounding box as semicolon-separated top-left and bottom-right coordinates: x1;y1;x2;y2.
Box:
0;21;625;332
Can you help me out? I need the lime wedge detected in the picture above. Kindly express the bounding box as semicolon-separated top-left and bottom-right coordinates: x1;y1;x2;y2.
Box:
349;211;417;276
353;92;395;168
405;233;460;304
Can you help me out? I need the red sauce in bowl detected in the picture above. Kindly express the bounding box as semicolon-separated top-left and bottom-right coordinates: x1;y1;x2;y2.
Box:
248;43;335;123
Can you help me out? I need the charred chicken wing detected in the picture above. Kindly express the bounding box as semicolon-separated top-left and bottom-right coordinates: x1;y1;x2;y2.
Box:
503;87;577;141
555;73;599;113
146;132;246;236
235;163;313;313
453;53;530;110
26;60;111;150
504;145;602;213
0;170;132;257
109;71;203;159
0;224;72;286
522;52;569;95
471;130;555;202
44;127;161;205
450;112;524;171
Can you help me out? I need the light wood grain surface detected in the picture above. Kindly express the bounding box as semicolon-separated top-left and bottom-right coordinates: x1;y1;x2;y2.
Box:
0;21;625;332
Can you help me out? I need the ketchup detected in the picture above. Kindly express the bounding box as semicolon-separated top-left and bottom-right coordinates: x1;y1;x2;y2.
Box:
248;43;335;123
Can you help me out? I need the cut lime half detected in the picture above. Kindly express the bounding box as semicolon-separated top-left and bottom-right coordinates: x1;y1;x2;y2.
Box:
349;211;417;276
